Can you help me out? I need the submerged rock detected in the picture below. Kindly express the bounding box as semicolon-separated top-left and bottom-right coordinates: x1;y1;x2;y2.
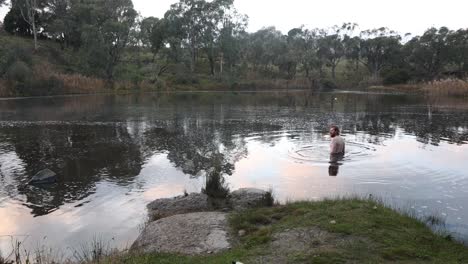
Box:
28;169;57;185
147;193;213;221
229;188;272;210
132;212;230;255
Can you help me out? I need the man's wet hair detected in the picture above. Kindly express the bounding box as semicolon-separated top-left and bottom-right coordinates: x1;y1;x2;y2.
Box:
330;125;340;135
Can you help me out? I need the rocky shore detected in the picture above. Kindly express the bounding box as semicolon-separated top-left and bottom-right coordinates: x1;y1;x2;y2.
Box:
131;188;273;255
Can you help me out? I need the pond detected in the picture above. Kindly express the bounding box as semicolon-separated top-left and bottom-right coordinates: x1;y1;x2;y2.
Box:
0;90;467;255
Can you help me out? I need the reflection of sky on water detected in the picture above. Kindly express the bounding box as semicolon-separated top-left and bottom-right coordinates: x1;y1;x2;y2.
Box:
0;91;467;255
0;153;205;255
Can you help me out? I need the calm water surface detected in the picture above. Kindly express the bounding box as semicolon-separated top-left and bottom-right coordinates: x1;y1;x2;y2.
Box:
0;91;467;254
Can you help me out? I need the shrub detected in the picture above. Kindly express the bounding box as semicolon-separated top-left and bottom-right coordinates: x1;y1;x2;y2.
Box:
319;78;337;89
5;60;32;84
202;169;230;199
0;45;33;75
383;69;411;85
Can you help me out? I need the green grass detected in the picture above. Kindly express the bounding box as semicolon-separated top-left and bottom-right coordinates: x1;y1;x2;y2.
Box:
99;198;468;264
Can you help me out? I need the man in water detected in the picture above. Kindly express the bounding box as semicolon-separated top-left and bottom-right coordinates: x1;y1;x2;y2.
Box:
329;126;345;176
329;125;345;155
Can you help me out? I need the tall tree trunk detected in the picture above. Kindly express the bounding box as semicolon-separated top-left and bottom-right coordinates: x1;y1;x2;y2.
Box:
331;64;337;81
32;15;37;51
209;56;215;76
208;47;215;76
219;52;224;75
20;0;38;51
190;44;196;73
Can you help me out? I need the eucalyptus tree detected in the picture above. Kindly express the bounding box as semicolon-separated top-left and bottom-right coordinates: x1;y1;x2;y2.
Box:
447;29;468;74
201;0;236;75
3;4;33;36
140;17;167;62
247;26;284;75
300;28;325;78
317;33;344;81
359;28;402;80
282;27;305;79
43;0;71;49
218;10;247;74
14;0;46;50
164;0;236;74
79;0;137;81
405;27;452;80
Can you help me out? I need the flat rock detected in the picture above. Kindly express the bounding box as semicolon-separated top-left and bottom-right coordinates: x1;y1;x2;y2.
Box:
229;188;272;210
132;212;230;255
147;193;213;221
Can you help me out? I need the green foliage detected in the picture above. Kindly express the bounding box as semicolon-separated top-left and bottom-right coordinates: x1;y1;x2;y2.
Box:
360;28;402;80
1;0;468;96
5;60;32;84
0;44;33;75
383;69;411;85
201;158;230;199
3;6;34;36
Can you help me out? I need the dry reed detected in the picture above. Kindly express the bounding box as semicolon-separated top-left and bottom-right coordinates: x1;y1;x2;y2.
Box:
423;78;468;97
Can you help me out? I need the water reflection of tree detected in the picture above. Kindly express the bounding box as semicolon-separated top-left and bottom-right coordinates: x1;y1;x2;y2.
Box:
327;93;468;146
0;124;144;216
0;91;467;217
143;120;282;177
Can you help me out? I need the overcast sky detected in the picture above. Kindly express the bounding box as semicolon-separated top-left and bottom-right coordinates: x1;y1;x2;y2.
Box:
135;0;468;36
1;0;467;36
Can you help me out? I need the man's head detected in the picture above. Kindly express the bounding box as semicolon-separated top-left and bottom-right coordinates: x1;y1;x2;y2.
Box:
329;125;340;138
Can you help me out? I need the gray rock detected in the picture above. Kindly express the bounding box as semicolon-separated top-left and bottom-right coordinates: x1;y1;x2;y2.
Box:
132;212;230;255
147;193;213;221
229;188;272;210
28;169;57;185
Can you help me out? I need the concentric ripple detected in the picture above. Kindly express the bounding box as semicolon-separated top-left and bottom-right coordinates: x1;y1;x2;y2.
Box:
288;140;377;165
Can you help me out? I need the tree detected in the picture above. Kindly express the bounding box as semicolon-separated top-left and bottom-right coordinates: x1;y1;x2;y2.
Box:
447;29;468;74
15;0;42;51
165;0;237;74
3;5;33;36
200;0;236;75
359;28;402;80
317;33;344;81
141;17;167;62
80;0;137;82
218;12;247;74
405;27;452;80
247;27;284;75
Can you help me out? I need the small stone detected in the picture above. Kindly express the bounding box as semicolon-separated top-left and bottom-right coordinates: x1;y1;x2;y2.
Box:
238;230;246;237
373;206;378;210
330;220;336;224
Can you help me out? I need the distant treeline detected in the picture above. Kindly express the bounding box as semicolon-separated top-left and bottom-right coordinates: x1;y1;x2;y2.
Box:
0;0;467;95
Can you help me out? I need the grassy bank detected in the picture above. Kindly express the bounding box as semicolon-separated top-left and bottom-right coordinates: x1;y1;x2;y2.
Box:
3;35;468;98
95;198;467;264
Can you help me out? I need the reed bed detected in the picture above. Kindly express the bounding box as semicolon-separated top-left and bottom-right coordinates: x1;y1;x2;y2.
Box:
423;78;468;97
